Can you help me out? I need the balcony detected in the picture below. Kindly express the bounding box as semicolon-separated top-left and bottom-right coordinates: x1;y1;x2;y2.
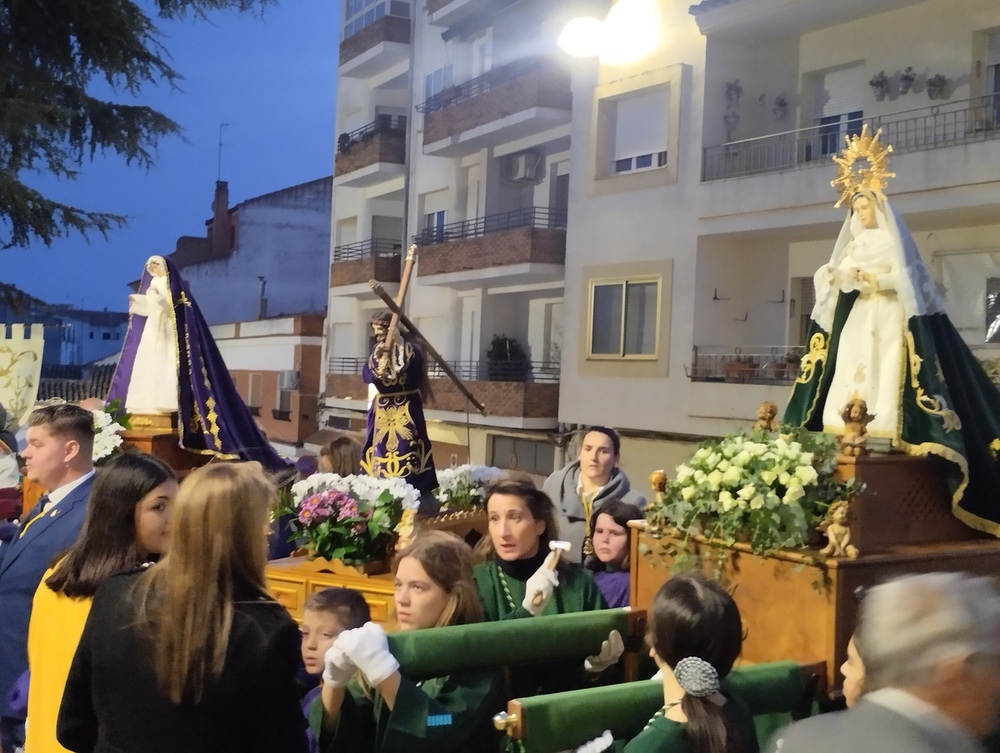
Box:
417;60;572;157
413;207;566;287
339;15;410;78
703;94;1000;182
325;357;367;401
425;0;488;27
427;360;560;419
685;345;806;385
334;115;407;188
330;239;402;290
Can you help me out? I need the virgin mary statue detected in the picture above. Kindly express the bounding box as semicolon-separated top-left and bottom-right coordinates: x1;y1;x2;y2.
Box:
107;255;291;473
785;127;1000;536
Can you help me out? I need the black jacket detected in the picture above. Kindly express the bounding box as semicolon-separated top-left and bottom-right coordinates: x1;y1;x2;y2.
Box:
57;570;308;753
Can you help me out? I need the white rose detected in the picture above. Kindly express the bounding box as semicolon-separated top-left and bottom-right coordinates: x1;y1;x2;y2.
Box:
783;483;806;504
707;470;724;490
681;486;697;501
733;450;752;467
778;471;792;486
693;448;711;462
717;459;730;473
675;465;695;483
794;465;819;485
721;466;742;486
719;490;736;512
694;470;707;485
737;484;756;501
749;494;765;510
760;469;778;486
799;452;814;466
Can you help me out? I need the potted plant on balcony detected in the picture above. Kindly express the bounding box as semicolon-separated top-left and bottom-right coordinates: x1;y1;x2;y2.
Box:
486;334;531;381
926;74;947;100
869;70;889;101
898;67;916;95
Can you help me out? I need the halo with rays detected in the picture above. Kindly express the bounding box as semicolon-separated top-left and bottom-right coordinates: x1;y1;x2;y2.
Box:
830;124;896;207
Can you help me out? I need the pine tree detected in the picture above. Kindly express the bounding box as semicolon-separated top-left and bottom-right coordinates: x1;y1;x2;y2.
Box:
0;0;274;250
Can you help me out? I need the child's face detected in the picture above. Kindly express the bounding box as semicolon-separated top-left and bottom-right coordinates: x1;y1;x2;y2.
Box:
301;609;346;675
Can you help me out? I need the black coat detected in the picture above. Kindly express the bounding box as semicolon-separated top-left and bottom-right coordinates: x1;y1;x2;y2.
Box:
57;570;308;753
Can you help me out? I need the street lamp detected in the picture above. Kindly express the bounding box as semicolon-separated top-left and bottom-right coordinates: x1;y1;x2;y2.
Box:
558;0;661;64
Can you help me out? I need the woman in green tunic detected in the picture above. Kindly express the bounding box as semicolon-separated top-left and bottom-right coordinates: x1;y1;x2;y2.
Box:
473;477;615;695
583;573;759;753
309;530;502;753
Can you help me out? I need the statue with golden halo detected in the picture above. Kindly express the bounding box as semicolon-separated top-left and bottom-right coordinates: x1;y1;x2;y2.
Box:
785;125;1000;537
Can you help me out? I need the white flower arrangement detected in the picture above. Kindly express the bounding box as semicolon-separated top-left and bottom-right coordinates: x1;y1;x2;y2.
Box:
647;426;862;562
435;464;506;511
284;473;421;562
92;405;128;463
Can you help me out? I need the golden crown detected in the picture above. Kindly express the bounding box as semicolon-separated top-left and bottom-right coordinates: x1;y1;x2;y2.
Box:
830;124;895;208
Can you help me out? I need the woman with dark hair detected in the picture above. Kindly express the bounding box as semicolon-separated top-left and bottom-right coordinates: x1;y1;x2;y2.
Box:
622;573;758;753
585;500;644;609
311;530;502;752
473;477;612;696
26;451;177;753
56;462;308;753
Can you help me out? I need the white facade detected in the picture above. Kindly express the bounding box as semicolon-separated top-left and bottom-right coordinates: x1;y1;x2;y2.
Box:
181;178;333;326
560;0;1000;455
324;0;1000;473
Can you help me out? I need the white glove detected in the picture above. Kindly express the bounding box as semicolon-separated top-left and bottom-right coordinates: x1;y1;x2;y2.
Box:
575;729;614;753
322;643;357;688
333;621;400;687
585;629;625;674
521;565;559;616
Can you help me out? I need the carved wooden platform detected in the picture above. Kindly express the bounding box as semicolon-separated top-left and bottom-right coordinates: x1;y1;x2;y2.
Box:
630;527;1000;693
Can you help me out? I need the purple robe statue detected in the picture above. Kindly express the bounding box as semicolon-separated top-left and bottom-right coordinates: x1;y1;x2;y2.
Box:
107;255;292;473
360;321;436;493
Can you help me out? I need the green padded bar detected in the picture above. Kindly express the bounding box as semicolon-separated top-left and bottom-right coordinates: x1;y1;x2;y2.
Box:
509;660;808;753
387;608;633;681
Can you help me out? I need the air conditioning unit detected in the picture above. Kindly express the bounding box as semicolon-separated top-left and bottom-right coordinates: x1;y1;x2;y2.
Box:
278;370;300;390
509;151;542;183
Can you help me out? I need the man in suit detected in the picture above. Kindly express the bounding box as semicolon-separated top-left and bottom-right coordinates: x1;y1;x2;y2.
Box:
0;404;94;753
774;572;1000;753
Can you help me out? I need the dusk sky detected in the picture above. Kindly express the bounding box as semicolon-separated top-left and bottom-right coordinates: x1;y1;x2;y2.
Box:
1;0;338;313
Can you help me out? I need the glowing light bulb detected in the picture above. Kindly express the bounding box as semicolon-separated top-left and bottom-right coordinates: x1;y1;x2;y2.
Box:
558;16;604;59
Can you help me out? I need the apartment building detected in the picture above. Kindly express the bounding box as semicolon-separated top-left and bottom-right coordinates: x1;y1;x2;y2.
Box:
323;0;1000;476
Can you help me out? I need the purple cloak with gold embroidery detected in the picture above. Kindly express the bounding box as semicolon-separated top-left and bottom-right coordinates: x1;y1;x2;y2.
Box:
107;256;291;473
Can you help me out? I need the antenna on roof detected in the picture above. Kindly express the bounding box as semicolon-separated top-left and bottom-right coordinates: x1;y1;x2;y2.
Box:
217;122;231;181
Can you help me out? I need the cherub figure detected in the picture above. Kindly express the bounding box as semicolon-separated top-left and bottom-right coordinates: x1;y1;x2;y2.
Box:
839;396;876;456
819;500;859;559
648;469;667;493
753;401;779;432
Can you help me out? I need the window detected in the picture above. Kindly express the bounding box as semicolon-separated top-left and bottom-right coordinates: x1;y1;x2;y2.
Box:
812;65;864;157
248;373;262;408
588;278;659;359
490;436;555;476
343;0;409;40
88;332;94;339
610;88;669;174
277;388;293;412
423;210;446;243
987;31;1000;126
102;332;111;340
423;64;454;103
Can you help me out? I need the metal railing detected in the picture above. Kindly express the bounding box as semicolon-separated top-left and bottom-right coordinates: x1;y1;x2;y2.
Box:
416;58;554;114
428;359;561;383
329;357;366;375
412;206;567;246
686;345;806;384
703;93;1000;181
328;356;560;383
332;238;402;263
337;114;407;154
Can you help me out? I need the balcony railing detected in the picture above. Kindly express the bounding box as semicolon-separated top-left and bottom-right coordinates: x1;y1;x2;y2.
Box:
337;114;407;155
428;360;561;383
329;356;560;383
686;345;806;384
412;207;567;246
329;357;367;375
703;93;1000;181
332;238;402;263
416;58;552;115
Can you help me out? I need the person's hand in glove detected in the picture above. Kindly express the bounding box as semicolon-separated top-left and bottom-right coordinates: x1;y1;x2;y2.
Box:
322;643;357;688
521;564;559;616
584;629;625;673
575;729;614;753
333;621;400;686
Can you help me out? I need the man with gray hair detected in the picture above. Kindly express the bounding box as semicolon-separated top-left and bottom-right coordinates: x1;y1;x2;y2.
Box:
774;572;1000;753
